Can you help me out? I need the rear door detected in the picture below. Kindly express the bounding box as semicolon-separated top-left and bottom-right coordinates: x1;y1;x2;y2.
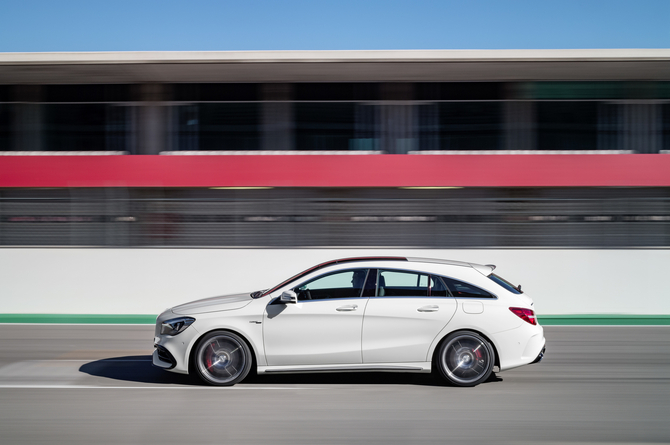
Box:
362;269;457;364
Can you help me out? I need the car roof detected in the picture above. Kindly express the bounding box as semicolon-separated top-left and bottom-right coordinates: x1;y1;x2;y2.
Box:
324;256;496;276
262;256;495;296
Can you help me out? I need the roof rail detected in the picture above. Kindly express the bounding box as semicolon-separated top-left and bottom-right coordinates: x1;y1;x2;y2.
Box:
329;256;408;265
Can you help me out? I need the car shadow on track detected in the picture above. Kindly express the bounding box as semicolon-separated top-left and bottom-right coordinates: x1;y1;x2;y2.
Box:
246;370;503;386
79;355;503;387
79;355;198;386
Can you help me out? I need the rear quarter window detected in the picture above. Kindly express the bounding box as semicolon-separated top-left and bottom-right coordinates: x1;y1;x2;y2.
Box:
441;276;494;298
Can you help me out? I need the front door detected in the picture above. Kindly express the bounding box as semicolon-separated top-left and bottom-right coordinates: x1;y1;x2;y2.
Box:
263;268;371;366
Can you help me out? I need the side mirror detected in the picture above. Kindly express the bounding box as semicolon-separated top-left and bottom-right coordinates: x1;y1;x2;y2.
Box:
279;290;298;304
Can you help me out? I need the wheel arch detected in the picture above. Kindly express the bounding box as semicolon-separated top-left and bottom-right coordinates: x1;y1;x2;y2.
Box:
431;328;501;370
188;328;259;377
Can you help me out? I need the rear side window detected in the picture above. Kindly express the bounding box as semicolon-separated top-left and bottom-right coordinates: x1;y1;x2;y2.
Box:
378;270;448;297
441;276;494;298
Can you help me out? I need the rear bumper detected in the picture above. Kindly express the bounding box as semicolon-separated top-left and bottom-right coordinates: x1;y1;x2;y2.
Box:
530;346;546;364
494;322;546;371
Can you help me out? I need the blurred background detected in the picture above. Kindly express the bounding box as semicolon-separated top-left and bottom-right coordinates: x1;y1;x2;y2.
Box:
0;3;669;445
1;77;670;248
1;0;669;318
1;51;670;317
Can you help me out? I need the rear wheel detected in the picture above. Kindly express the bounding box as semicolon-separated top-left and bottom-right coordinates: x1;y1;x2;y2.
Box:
194;331;252;386
436;331;495;387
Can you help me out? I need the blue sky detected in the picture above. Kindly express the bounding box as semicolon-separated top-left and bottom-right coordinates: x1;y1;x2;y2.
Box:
1;0;668;52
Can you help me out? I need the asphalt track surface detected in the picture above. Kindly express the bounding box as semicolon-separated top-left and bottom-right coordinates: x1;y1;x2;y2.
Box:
0;325;668;445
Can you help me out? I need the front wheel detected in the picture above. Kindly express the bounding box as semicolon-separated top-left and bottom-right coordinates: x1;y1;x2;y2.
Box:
436;331;495;387
193;331;252;386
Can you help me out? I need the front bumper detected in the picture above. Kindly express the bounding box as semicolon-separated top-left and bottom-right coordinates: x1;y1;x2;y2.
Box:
153;345;177;369
152;310;200;374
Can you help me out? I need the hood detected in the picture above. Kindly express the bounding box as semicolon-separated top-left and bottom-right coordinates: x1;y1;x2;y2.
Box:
171;292;253;315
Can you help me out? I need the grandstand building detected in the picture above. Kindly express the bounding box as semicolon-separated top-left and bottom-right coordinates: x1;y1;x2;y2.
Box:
1;49;670;248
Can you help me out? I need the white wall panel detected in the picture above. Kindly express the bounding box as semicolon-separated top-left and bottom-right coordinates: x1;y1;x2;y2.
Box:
0;248;668;315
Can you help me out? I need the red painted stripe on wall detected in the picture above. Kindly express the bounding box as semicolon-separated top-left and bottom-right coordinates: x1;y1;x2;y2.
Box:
0;154;669;188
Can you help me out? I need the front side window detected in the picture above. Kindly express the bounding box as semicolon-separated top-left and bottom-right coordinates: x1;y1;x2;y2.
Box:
293;269;369;301
442;276;494;298
378;270;448;297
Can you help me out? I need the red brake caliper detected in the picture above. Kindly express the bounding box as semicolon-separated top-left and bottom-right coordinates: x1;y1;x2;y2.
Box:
206;342;214;368
474;347;483;362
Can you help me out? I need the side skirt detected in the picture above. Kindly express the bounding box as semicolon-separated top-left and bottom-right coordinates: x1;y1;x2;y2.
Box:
257;362;432;374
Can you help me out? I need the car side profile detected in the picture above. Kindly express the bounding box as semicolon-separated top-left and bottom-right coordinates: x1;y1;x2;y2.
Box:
153;257;546;387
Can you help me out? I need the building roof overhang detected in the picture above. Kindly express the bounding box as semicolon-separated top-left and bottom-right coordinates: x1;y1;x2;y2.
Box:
0;49;669;84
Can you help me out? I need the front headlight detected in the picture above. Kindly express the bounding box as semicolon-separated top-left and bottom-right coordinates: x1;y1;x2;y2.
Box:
160;316;196;336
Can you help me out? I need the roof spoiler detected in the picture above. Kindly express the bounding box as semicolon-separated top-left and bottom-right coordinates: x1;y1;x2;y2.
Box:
472;263;496;276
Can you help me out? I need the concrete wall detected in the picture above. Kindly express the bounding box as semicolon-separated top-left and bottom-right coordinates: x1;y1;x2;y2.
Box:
1;248;668;316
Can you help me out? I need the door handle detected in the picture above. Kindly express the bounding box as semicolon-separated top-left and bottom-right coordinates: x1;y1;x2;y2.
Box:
336;305;358;312
417;305;439;312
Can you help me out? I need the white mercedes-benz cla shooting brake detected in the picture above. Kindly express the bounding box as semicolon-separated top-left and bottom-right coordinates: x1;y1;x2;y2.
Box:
153;257;545;387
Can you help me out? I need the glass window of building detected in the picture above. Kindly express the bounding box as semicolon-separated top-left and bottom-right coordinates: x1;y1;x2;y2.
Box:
295;103;357;151
43;104;130;152
202;103;259;151
537;102;598;151
0;104;11;151
436;102;503;151
176;103;260;151
417;102;503;151
173;84;261;151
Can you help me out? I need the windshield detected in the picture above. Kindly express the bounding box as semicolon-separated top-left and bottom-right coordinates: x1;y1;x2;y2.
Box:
488;273;523;294
260;263;328;297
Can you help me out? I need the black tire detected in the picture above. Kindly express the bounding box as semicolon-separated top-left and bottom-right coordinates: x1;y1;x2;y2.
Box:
436;330;495;387
193;331;252;386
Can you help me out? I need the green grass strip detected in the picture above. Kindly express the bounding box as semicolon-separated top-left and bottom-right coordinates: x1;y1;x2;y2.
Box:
0;313;669;325
0;314;156;324
538;314;670;326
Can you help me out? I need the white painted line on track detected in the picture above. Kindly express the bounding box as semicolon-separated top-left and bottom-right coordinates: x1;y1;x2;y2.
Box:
0;384;312;389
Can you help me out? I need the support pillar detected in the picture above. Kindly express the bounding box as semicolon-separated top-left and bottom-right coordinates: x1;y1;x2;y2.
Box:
261;84;293;151
12;86;43;152
504;101;536;151
136;84;170;155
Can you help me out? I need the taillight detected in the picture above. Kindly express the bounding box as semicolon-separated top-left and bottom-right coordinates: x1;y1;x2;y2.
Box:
509;307;536;325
